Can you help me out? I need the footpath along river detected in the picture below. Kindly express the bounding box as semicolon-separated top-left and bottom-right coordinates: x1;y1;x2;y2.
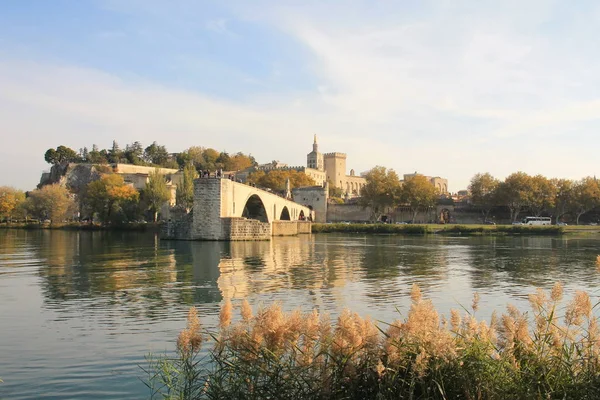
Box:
0;229;599;399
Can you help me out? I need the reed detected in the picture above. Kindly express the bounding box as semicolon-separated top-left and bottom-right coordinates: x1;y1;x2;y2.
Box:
145;284;600;399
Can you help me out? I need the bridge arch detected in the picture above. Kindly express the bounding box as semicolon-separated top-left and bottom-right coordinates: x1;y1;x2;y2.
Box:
280;206;291;220
242;194;269;223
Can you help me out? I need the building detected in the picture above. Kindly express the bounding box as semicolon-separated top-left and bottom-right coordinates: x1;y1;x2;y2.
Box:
306;135;366;197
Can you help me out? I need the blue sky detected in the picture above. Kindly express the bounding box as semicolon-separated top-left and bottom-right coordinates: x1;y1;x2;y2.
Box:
2;0;600;191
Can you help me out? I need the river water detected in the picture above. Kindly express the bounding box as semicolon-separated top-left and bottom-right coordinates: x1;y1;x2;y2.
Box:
0;229;599;399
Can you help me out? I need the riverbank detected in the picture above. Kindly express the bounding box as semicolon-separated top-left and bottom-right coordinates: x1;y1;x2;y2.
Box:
312;223;565;235
0;222;160;232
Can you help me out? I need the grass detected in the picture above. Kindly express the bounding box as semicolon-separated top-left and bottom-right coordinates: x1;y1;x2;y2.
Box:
145;283;600;399
312;223;564;236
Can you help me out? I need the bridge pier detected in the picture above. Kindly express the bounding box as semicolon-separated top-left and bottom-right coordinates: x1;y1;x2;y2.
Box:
161;178;313;241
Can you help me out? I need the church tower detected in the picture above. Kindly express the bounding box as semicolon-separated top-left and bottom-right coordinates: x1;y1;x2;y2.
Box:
306;134;324;171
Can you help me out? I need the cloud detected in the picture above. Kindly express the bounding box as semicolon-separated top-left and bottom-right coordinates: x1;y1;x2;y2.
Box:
3;1;600;191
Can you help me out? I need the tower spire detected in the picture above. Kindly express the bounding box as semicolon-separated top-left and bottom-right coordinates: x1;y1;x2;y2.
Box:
312;134;318;152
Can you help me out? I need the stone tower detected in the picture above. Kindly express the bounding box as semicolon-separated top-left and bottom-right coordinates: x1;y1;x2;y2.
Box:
323;152;347;189
306;134;324;171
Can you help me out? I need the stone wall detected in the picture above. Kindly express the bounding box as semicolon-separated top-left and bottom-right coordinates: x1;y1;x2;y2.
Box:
297;221;312;234
224;218;271;240
161;209;193;240
327;204;371;222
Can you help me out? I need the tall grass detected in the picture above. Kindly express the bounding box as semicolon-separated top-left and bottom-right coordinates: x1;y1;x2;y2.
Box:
145;284;600;399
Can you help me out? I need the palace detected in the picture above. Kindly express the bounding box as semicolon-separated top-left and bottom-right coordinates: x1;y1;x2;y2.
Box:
305;135;366;197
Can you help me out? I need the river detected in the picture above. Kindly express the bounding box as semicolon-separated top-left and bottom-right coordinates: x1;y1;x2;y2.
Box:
0;229;598;399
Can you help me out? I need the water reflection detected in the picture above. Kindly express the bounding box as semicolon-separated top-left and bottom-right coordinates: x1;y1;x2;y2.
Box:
22;231;600;316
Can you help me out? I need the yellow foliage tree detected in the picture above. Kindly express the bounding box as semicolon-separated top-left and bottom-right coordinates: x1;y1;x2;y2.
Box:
25;184;76;224
0;186;26;221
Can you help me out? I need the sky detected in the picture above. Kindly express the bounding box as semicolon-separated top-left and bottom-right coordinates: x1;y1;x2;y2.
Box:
2;0;600;192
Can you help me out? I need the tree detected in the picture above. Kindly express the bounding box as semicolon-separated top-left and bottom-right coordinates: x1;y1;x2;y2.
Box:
0;187;26;221
108;140;124;164
88;144;108;164
496;172;532;222
358;166;402;222
570;177;600;225
529;175;556;217
144;141;169;166
83;174;139;224
144;169;171;222
176;163;197;211
247;170;315;192
553;179;574;224
468;173;499;222
227;152;254;171
124;141;145;165
44;145;80;165
328;182;344;199
25;184;76;224
400;174;440;223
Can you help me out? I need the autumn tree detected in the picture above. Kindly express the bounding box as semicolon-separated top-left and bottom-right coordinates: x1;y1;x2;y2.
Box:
468;173;499;222
83;174;139;224
227;152;255;171
0;187;26;221
529;175;556;217
358;166;402;222
400;174;440;223
44;145;80;165
176;163;197;211
552;179;574;223
496;172;532;222
25;184;76;224
570;177;600;225
247;170;315;192
144;169;172;222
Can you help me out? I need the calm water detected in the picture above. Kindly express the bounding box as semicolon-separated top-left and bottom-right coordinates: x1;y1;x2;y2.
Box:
1;229;599;399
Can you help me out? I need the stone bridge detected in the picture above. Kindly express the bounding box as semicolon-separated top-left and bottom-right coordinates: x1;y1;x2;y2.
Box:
162;178;313;241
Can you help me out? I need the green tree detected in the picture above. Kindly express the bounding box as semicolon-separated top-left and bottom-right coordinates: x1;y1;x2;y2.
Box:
144;169;172;222
83;174;139;224
44;145;80;165
144;141;169;166
496;172;532;222
358;166;402;222
124;141;145;165
108;140;124;164
468;173;499;222
400;174;439;223
176;163;197;211
25;184;76;224
88;144;108;164
0;187;26;221
570;177;600;225
328;182;344;199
